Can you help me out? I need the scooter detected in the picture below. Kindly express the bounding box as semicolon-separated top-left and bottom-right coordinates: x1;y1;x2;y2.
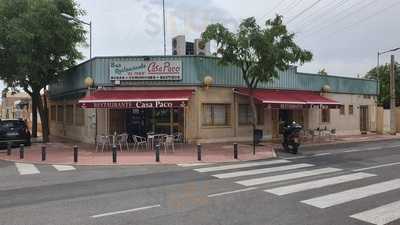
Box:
282;121;303;154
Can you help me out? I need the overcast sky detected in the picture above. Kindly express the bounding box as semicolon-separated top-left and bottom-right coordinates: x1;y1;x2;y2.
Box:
74;0;400;77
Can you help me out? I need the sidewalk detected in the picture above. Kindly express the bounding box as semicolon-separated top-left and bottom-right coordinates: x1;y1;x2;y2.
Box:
1;133;398;166
0;138;275;165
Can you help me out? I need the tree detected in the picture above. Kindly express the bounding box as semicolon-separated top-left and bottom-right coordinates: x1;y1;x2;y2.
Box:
318;68;328;75
0;0;86;142
201;15;312;143
365;63;400;109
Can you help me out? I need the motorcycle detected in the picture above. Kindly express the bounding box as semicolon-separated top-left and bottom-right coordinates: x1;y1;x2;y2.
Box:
282;121;303;154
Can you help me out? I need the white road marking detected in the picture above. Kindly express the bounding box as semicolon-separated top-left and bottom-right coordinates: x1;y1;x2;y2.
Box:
194;160;290;173
265;172;376;196
282;156;307;160
236;167;342;187
313;153;332;157
208;187;258;198
177;163;214;167
301;179;400;209
52;165;76;171
213;163;314;179
15;163;40;175
353;162;400;172
91;204;161;218
350;200;400;225
282;145;400;160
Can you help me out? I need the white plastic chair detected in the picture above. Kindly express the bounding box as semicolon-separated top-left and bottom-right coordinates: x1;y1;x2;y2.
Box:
161;135;175;153
96;135;111;152
132;135;147;151
116;133;129;152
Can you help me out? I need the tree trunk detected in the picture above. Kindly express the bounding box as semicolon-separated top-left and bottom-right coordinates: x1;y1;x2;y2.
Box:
31;96;38;138
249;88;258;154
37;93;50;143
33;89;50;143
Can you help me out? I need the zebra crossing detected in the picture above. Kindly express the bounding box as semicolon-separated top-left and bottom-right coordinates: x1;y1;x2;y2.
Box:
181;159;400;225
13;162;76;175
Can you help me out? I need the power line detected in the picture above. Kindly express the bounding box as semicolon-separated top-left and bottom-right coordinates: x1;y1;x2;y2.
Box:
312;0;400;41
282;0;306;17
298;0;376;38
259;0;287;21
293;0;348;30
287;0;324;24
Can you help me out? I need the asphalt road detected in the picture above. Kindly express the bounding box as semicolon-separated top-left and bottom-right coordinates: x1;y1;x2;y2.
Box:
2;139;400;225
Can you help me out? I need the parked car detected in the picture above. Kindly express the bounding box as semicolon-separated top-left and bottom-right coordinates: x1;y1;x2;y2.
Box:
0;119;31;147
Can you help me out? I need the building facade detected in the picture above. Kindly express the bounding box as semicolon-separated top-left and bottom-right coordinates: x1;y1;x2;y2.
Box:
48;56;378;144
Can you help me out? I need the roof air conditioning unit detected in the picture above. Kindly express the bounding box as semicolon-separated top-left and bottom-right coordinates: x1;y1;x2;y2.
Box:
172;35;186;56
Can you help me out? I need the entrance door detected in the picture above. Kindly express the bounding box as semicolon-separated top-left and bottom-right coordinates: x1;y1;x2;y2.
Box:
272;109;279;138
360;105;369;133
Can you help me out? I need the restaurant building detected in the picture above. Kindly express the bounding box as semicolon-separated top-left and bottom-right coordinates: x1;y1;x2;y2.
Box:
48;56;378;144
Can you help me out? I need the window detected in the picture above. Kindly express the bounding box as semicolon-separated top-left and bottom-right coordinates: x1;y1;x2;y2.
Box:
202;104;231;126
75;105;85;126
57;105;64;123
65;105;73;125
239;104;264;125
339;105;345;115
321;109;330;123
50;105;56;121
349;105;354;115
239;104;252;125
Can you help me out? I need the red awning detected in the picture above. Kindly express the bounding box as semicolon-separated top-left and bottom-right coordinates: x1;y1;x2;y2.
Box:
79;90;194;109
235;89;340;106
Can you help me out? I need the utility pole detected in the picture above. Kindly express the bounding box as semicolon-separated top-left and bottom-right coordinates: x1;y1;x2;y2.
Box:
163;0;166;56
390;55;396;135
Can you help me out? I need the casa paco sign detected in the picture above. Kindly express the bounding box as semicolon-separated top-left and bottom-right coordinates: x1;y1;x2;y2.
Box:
80;101;186;109
110;60;182;81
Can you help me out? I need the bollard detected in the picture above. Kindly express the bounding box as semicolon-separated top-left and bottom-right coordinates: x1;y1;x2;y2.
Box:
155;144;160;162
41;146;46;161
197;144;202;161
112;145;117;164
7;142;11;156
73;145;78;163
19;144;24;159
234;143;238;159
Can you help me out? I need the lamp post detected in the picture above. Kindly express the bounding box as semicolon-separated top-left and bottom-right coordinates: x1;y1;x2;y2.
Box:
377;47;400;135
162;0;167;56
61;13;92;60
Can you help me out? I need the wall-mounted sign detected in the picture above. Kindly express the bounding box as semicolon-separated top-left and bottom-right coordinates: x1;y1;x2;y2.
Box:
110;60;182;81
80;101;186;109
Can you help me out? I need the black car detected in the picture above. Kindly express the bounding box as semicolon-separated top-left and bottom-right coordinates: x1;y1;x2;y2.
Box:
0;119;31;147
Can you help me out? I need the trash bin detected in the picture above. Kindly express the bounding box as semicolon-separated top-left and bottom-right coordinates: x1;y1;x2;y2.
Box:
254;129;263;144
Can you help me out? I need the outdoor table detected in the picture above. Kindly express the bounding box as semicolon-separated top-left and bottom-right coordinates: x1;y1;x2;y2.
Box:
147;134;167;150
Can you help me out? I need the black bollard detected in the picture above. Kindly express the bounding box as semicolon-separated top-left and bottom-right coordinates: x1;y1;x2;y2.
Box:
197;144;202;161
7;142;11;156
155;144;160;162
73;145;78;163
112;145;117;164
19;144;24;159
234;143;238;159
41;146;46;161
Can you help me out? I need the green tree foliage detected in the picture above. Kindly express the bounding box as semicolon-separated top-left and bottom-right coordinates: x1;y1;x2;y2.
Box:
0;0;86;142
365;63;400;109
201;15;312;127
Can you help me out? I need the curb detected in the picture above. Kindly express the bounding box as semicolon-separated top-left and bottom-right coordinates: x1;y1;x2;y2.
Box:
299;137;400;151
0;154;276;166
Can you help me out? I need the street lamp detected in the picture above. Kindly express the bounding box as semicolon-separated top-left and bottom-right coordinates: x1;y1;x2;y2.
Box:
60;13;92;60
